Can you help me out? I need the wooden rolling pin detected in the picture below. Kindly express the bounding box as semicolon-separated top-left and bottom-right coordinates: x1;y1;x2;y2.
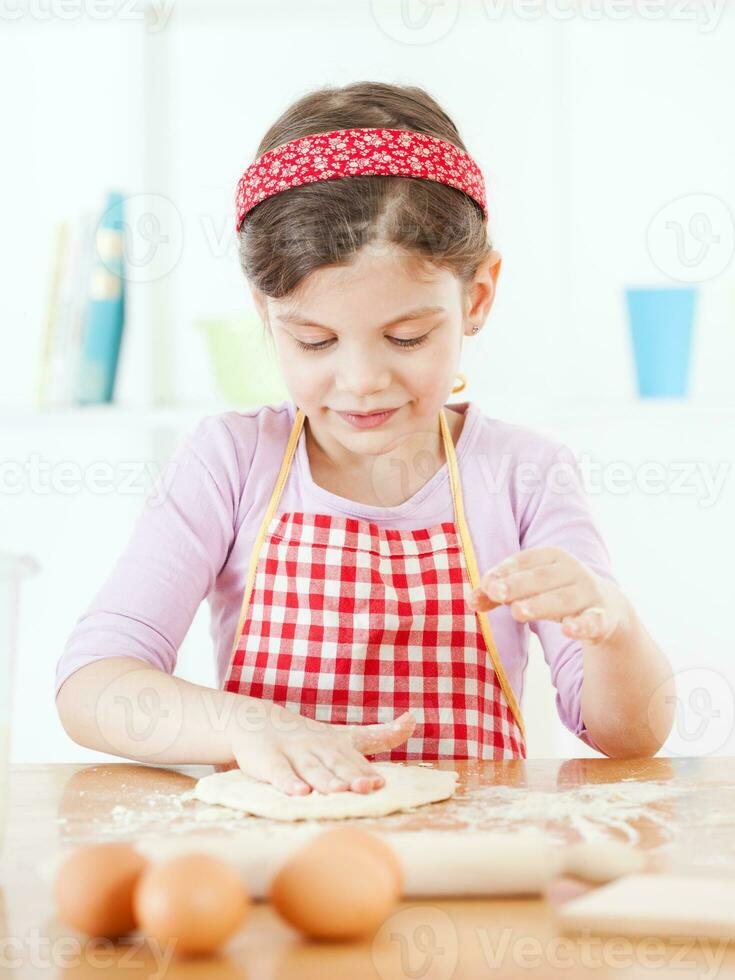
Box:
123;829;647;898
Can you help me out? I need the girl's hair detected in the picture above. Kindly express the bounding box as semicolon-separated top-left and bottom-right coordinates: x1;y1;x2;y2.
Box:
238;81;493;300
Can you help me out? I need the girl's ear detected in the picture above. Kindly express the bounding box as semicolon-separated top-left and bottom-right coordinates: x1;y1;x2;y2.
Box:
466;249;502;326
488;248;502;285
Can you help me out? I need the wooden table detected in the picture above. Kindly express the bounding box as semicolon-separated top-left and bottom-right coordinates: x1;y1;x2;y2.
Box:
2;757;735;978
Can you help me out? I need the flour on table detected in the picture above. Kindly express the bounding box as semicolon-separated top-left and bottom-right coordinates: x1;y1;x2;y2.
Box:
193;762;459;821
449;781;686;843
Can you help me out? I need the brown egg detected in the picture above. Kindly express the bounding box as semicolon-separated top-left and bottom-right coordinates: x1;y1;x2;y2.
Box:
306;828;403;894
54;842;148;938
269;832;400;940
134;853;249;957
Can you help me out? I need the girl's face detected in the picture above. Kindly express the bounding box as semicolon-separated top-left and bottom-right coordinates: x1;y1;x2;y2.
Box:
251;244;501;463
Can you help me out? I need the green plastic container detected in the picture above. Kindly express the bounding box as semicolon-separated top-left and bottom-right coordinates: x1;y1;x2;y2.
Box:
196;313;288;406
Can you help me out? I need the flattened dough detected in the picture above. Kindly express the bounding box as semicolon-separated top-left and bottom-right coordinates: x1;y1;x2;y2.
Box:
193;762;459;821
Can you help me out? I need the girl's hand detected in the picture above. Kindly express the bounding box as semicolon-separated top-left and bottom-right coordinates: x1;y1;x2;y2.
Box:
226;705;416;796
467;546;631;645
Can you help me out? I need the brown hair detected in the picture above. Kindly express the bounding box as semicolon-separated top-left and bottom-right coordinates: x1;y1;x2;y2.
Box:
237;81;493;301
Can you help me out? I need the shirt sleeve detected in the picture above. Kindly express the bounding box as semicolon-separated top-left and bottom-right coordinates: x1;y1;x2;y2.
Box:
54;414;242;698
518;441;620;754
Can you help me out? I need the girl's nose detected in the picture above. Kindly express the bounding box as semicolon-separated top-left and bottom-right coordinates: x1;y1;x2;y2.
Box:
336;361;391;396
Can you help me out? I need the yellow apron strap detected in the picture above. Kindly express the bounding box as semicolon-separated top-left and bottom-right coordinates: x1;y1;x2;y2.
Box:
224;405;306;681
439;408;527;742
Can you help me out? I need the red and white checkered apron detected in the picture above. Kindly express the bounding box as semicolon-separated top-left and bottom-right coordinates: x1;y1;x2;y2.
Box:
223;407;525;760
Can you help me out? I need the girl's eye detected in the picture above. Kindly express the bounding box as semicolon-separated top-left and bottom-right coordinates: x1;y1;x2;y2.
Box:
295;338;333;352
295;333;430;353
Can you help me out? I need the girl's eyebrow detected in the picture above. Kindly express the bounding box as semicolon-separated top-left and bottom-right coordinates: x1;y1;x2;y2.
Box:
277;305;446;330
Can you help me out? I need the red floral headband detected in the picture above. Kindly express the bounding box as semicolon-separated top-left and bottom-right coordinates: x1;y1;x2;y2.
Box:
235;127;488;231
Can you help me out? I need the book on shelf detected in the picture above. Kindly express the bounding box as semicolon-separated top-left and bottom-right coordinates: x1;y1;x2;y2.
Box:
36;220;68;410
37;212;94;409
37;191;127;410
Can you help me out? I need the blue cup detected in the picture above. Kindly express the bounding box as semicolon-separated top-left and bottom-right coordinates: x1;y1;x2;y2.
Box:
625;287;697;398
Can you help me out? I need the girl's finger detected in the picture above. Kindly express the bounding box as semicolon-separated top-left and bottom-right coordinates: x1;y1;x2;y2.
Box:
289;751;352;795
562;606;608;641
312;745;383;793
240;748;312;796
468;552;577;613
466;589;500;612
336;742;387;783
508;584;589;624
486;546;566;579
481;562;577;606
348;711;416;755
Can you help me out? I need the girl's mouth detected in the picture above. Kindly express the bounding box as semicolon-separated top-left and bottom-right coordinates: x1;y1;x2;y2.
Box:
335;407;400;429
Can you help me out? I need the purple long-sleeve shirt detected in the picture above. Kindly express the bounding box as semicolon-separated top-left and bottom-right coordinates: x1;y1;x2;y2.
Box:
55;399;618;752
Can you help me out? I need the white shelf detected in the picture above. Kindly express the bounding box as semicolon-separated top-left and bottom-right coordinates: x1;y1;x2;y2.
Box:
522;400;735;425
0;403;247;429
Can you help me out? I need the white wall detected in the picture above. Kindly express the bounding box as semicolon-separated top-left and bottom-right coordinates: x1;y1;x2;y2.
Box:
3;1;735;763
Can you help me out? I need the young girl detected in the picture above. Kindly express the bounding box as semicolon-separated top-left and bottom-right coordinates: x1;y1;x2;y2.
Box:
55;82;674;797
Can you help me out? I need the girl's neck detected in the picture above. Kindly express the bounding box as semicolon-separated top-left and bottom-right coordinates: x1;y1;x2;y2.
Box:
304;405;466;508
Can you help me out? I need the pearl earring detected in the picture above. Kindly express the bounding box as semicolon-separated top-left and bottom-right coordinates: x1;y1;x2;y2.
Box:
470;325;480;335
